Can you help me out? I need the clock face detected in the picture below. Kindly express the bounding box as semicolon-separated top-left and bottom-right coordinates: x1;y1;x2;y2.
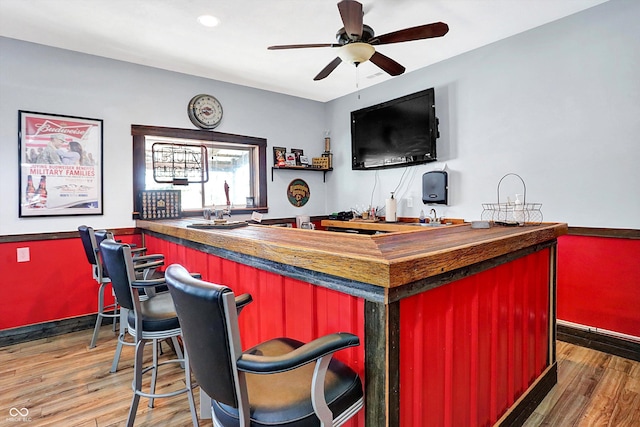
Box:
188;94;223;129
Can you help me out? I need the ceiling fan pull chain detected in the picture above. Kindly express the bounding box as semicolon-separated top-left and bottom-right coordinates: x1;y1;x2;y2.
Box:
356;65;361;99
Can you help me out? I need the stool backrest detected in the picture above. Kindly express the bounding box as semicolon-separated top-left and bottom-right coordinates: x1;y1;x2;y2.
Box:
99;239;136;311
94;229;114;277
165;264;245;408
78;225;97;265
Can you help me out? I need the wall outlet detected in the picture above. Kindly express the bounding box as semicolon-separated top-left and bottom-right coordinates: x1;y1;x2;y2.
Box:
17;247;30;262
406;197;413;208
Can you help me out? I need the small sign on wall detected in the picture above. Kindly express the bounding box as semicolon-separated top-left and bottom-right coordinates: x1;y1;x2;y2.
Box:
287;178;310;207
139;190;181;219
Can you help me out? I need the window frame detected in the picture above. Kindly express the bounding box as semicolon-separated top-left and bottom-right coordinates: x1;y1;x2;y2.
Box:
132;125;267;218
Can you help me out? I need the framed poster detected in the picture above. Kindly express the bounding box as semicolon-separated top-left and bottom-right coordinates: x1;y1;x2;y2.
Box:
19;110;103;217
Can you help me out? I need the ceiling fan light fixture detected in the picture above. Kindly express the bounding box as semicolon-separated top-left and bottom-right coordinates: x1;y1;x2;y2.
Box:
338;42;375;64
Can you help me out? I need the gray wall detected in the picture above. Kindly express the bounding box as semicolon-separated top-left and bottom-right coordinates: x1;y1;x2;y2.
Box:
0;39;327;235
1;0;638;235
326;0;639;228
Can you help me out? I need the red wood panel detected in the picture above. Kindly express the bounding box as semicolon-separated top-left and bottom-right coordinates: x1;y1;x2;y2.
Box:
0;233;142;330
558;235;640;337
143;235;365;427
476;268;493;426
399;249;551;427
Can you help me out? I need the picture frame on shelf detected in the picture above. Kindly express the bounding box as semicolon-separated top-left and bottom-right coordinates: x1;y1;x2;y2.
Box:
299;155;310;166
291;148;304;166
273;146;286;166
245;196;255;208
284;152;297;166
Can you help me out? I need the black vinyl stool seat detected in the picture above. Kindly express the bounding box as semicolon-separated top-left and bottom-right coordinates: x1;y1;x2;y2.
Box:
100;239;198;427
165;264;364;427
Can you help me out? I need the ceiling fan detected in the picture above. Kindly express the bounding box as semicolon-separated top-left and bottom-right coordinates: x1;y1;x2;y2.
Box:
267;0;449;81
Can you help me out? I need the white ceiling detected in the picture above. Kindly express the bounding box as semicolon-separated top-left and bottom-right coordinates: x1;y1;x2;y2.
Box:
0;0;609;102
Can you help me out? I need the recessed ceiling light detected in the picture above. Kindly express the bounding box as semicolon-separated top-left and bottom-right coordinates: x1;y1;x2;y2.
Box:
197;15;220;28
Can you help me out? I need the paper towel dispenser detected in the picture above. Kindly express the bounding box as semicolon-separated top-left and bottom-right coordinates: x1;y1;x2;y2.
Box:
422;171;448;205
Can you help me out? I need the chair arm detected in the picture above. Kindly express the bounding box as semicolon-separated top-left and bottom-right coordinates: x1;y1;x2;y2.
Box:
235;293;253;313
237;332;359;374
131;278;167;288
131;254;164;263
131;259;164;272
131;271;200;284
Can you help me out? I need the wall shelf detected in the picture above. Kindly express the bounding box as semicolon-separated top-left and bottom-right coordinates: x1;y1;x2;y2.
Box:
271;166;333;182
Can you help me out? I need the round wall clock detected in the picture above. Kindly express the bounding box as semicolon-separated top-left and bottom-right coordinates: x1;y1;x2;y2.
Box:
188;94;223;129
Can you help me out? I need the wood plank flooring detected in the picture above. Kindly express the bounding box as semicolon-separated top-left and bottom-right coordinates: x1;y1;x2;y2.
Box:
1;326;638;426
523;340;640;427
0;326;210;427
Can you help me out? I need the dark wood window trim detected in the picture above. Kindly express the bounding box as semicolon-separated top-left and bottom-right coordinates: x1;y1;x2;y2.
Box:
131;125;268;218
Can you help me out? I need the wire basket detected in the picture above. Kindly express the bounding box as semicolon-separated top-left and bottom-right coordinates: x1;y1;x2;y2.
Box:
481;173;543;226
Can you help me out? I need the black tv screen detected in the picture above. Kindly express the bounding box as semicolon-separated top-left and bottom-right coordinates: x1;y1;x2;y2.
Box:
351;88;438;170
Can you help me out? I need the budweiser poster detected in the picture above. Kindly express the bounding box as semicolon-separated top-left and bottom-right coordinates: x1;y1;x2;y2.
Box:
19;111;103;217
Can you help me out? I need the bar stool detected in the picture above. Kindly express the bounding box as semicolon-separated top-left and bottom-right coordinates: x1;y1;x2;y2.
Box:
165;264;364;427
92;229;168;372
78;225;119;348
79;226;165;352
99;238;197;426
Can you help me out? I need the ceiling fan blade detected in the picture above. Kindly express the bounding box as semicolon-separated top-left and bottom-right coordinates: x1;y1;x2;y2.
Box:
369;51;405;76
313;57;343;81
268;43;339;50
338;0;363;40
371;22;449;45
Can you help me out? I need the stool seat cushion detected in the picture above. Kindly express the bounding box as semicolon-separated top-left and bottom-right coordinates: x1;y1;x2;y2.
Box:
213;337;363;427
127;292;180;332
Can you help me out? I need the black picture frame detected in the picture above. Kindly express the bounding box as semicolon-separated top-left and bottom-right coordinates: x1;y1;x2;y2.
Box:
273;146;286;166
18;110;104;217
291;148;304;166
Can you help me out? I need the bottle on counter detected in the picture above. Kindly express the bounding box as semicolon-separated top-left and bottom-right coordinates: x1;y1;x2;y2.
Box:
514;194;524;225
419;209;425;223
385;193;397;222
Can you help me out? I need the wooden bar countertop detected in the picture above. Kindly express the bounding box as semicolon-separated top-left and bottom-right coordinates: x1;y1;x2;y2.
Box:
137;219;567;289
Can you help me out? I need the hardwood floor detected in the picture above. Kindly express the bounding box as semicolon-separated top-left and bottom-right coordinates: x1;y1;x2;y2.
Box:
0;326;210;427
1;326;638;426
523;340;640;427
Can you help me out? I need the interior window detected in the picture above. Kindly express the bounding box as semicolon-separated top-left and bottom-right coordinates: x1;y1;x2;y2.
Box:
132;125;267;217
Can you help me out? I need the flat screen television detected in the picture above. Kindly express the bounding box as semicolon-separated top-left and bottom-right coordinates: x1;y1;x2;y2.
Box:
351;88;439;170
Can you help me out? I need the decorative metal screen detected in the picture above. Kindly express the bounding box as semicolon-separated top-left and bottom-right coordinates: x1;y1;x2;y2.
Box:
151;143;208;184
